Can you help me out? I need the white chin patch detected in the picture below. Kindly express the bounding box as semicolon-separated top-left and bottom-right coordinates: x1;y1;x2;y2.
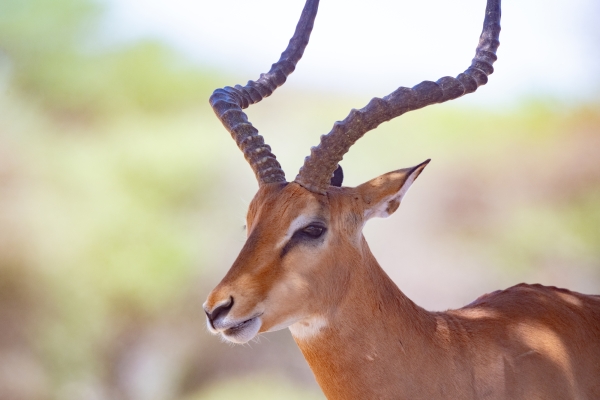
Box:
220;316;262;344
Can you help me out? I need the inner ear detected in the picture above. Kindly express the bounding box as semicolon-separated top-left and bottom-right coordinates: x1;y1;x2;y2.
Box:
358;159;430;220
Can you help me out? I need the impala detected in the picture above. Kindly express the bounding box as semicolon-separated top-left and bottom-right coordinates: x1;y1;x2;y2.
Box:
203;0;600;398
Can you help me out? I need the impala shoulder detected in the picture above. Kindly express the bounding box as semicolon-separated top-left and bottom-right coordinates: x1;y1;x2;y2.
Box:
500;283;600;308
466;283;587;305
457;283;600;325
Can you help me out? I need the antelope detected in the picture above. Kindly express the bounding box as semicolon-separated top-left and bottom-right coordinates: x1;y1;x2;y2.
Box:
203;0;600;398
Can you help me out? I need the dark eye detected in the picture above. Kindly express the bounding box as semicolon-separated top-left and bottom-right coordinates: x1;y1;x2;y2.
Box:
302;225;324;238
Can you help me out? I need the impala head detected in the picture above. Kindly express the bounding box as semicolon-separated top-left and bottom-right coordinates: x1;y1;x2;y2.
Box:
204;162;428;342
203;0;500;343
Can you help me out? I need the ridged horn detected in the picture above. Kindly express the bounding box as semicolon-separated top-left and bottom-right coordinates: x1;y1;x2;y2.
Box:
209;0;320;184
295;0;501;194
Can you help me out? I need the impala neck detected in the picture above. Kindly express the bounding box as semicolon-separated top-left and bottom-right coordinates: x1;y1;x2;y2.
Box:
290;237;442;399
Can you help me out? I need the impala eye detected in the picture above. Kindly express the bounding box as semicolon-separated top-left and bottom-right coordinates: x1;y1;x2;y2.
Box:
302;225;325;238
282;223;327;257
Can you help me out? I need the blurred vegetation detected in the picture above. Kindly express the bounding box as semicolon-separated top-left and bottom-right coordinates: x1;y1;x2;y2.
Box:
0;0;215;119
186;376;324;400
0;0;598;399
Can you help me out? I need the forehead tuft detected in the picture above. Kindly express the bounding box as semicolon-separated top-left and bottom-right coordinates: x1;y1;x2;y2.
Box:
247;183;326;227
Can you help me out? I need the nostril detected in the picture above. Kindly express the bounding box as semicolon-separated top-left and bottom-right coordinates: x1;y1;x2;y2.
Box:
206;296;234;324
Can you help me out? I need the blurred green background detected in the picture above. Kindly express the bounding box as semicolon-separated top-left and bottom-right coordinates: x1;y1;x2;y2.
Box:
0;0;598;399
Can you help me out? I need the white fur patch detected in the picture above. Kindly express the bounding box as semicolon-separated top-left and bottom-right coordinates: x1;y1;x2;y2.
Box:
289;316;327;341
275;214;313;249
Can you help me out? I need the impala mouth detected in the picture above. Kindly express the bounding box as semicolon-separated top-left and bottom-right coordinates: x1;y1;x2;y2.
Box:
225;317;256;334
217;314;263;344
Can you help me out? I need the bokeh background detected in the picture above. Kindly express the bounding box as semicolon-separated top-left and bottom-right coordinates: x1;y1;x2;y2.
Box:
0;0;598;399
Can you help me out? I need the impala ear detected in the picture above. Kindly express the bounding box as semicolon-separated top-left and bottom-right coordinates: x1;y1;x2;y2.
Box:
357;159;430;219
330;164;344;187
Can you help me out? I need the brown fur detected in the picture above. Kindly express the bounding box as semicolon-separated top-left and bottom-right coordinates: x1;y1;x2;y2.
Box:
205;166;600;399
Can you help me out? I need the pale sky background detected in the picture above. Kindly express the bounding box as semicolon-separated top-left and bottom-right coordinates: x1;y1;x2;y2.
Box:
103;0;599;106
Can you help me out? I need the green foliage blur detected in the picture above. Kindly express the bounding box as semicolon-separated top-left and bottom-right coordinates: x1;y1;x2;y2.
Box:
0;0;276;398
0;0;598;399
0;0;214;118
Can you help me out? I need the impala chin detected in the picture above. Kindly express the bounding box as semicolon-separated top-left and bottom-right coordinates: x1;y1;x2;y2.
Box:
210;315;263;344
